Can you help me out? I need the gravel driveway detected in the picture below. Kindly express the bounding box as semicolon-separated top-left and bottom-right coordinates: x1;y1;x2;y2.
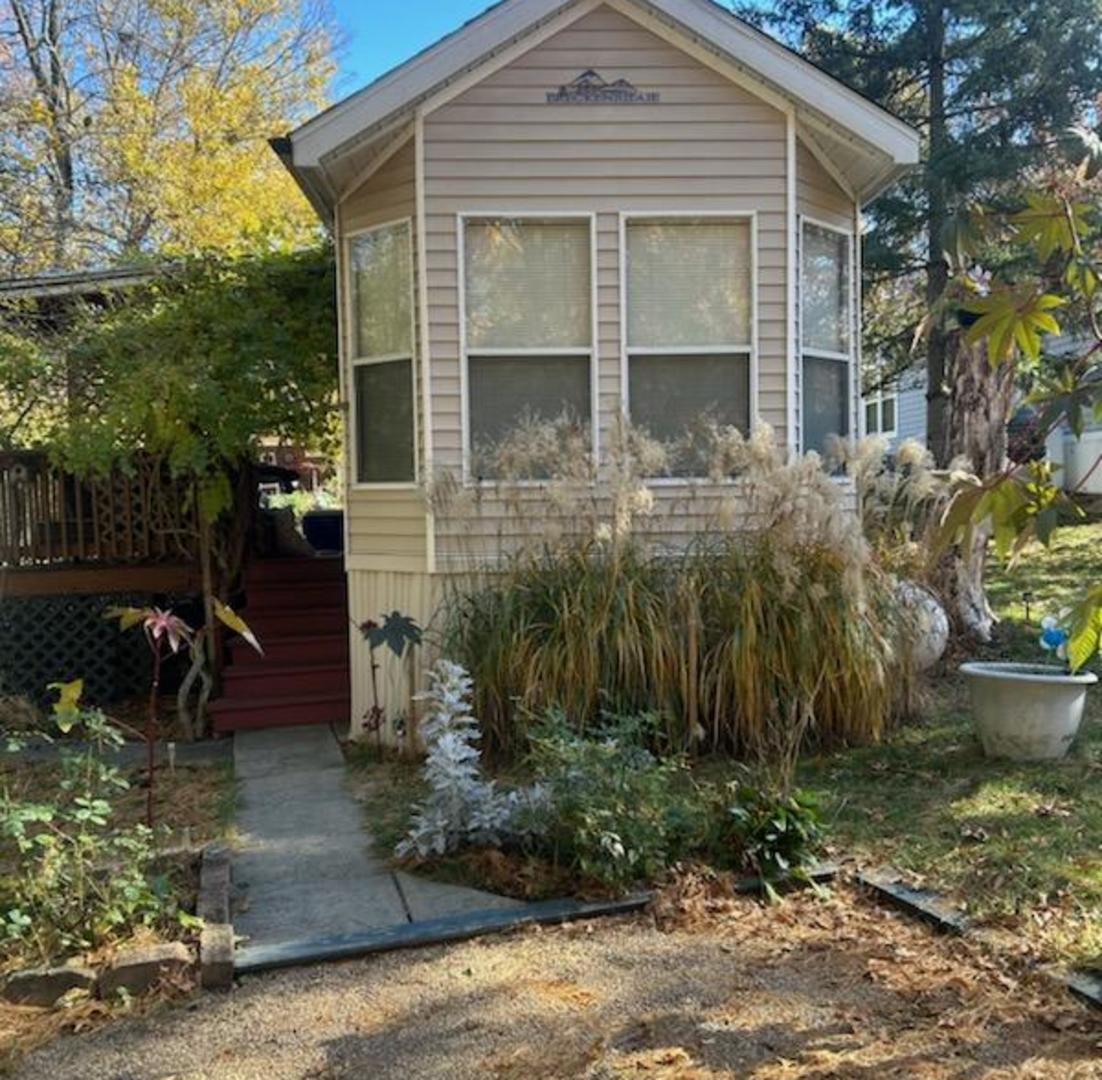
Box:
12;886;1102;1079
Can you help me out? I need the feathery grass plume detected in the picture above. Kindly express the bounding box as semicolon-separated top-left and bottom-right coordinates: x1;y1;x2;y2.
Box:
437;419;914;763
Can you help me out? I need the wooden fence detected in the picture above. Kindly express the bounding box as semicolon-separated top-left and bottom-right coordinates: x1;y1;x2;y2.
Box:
0;451;198;568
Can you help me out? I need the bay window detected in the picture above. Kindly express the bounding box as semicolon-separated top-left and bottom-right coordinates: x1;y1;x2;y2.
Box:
800;220;854;457
462;217;593;478
348;219;416;484
624;217;753;477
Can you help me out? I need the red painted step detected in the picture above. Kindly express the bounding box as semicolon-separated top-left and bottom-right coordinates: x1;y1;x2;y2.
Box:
210;691;351;733
243;605;348;639
245;556;344;584
222;661;349;699
229;632;348;668
244;580;347;613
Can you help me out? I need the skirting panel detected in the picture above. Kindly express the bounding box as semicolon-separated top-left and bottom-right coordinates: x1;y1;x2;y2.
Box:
346;569;443;741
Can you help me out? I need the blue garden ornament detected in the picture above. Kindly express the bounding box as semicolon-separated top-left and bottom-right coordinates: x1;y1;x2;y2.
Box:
1039;615;1070;661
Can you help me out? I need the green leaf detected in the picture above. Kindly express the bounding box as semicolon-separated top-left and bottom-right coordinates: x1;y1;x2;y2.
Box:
1010;193;1090;260
964;288;1064;365
1067;587;1102;673
197;472;233;523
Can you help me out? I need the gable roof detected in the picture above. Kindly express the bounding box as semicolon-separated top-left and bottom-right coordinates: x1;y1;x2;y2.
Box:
280;0;920;219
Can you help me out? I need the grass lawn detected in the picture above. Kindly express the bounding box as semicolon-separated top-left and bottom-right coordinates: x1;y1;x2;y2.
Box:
797;521;1101;969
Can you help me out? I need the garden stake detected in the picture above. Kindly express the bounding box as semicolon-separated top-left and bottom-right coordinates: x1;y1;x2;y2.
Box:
146;637;163;827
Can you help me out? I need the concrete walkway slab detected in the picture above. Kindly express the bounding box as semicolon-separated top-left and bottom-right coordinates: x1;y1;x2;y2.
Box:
394;871;524;922
231;723;528;966
232;725;408;951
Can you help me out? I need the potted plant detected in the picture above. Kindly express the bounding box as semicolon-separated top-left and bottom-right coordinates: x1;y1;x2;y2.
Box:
961;617;1097;761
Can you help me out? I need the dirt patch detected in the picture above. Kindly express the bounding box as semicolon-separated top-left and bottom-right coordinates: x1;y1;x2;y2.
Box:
11;885;1100;1079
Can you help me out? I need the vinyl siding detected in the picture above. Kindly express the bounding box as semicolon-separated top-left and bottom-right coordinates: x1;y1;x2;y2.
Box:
796;139;853;230
339;139;429;571
422;4;792;565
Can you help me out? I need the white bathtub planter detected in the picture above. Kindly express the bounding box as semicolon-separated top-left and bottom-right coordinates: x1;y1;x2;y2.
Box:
961;661;1097;761
961;617;1097;761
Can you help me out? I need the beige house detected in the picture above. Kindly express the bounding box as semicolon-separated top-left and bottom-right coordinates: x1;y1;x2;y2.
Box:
275;0;920;729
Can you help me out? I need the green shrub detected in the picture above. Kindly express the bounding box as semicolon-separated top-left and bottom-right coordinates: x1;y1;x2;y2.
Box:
523;712;707;890
0;701;173;965
520;712;823;893
708;783;825;897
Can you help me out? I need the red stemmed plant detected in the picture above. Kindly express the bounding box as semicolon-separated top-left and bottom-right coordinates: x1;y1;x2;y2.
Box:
108;601;261;826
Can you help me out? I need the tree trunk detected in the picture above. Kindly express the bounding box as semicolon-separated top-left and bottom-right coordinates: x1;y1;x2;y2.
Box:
924;0;952;466
944;335;1014;641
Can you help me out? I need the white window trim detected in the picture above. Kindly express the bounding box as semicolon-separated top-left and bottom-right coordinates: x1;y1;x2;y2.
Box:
457;211;599;486
863;387;899;439
798;214;856;456
344;216;419;490
618;210;759;485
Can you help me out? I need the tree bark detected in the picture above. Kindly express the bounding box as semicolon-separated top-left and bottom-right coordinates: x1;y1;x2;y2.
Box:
944;335;1014;641
924;0;952;466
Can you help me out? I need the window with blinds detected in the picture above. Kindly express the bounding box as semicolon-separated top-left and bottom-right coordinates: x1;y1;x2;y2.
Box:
348;220;416;484
800;220;853;457
463;218;593;478
624;218;752;477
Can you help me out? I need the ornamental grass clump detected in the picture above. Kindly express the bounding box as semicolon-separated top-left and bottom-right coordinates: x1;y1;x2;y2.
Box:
439;423;910;761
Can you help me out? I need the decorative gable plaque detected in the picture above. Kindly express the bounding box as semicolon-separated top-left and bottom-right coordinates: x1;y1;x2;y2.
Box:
547;69;660;104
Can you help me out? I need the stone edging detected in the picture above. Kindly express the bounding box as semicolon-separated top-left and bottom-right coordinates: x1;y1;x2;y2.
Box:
858;865;1102;1012
3;841;230;1007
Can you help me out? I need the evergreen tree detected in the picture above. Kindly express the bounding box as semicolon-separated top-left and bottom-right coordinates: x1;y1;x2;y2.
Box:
735;0;1102;463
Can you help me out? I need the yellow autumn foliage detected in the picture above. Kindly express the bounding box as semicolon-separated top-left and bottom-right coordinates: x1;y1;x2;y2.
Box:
1;0;335;271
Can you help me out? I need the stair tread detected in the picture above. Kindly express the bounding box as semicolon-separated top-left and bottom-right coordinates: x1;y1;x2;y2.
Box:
229;631;347;645
224;660;349;679
209;690;350;712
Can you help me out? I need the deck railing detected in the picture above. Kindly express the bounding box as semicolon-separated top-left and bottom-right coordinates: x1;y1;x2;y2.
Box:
0;451;198;568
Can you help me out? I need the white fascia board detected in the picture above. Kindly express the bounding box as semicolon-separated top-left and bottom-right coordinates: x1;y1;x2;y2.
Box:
650;0;919;166
292;0;576;167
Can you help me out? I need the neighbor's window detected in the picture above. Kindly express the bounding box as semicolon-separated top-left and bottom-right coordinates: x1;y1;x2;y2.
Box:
463;218;592;477
625;218;752;476
800;220;853;457
864;388;898;437
349;220;415;483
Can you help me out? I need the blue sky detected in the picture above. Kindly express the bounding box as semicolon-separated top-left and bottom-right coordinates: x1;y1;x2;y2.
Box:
330;1;493;97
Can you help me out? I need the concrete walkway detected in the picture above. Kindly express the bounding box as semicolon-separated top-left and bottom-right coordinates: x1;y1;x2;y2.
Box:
232;725;522;962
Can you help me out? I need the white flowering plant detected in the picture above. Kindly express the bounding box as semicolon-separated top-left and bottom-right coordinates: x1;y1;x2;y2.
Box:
397;660;548;858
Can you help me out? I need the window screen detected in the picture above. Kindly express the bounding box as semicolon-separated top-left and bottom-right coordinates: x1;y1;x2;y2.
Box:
355;360;415;483
464;220;591;349
630;354;750;475
626;220;751;348
624;218;753;476
348;220;415;484
468;355;590;473
801;223;850;356
463;218;593;477
881;395;896;433
350;223;413;359
802;355;849;458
